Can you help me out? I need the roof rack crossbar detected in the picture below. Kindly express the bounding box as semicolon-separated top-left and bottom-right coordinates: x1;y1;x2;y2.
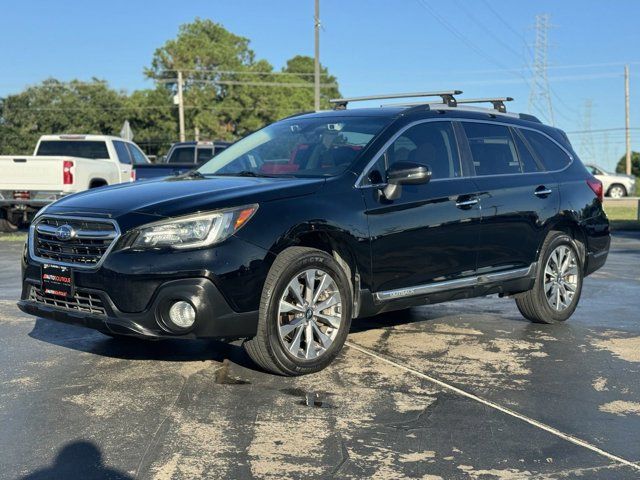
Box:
455;97;514;113
329;90;463;110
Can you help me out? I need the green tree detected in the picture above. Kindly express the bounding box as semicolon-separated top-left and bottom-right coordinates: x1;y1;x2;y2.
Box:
616;152;640;177
125;87;177;156
145;19;340;140
0;78;126;154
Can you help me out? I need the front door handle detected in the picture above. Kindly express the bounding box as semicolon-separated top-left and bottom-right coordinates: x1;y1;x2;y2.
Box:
534;186;552;197
455;198;479;208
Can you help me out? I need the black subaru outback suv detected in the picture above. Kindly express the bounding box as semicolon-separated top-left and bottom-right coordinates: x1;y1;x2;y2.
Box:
18;91;610;376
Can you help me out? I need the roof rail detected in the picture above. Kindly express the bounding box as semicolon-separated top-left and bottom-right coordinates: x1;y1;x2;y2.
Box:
329;90;463;110
455;97;514;113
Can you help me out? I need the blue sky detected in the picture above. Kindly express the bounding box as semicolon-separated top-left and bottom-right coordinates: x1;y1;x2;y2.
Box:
1;0;639;170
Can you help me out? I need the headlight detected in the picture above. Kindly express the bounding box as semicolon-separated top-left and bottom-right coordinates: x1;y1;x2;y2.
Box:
130;204;258;250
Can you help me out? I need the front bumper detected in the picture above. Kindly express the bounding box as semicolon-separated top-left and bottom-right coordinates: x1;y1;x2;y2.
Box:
18;278;258;339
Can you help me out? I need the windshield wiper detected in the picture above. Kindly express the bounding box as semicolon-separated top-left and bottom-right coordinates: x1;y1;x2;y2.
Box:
215;171;267;177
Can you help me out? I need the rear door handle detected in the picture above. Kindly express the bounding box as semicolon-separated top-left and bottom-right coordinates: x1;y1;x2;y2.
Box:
534;186;552;197
455;198;479;208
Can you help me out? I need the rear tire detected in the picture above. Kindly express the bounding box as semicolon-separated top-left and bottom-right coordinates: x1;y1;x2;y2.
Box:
515;231;583;324
243;247;352;376
0;218;18;233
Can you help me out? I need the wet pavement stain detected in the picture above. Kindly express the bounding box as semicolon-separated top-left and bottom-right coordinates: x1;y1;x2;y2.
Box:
214;359;251;385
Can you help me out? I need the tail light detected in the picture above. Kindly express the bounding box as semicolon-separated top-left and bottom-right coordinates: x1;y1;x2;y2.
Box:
63;160;74;185
130;169;136;182
587;178;603;202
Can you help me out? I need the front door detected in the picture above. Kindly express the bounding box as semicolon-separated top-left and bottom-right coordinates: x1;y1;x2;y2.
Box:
362;120;481;294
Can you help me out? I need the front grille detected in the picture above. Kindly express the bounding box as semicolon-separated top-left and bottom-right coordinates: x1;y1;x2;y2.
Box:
32;216;118;267
29;287;107;316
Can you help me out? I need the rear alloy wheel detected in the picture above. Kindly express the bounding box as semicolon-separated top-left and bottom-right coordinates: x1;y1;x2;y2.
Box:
608;184;627;198
515;232;583;324
243;247;352;376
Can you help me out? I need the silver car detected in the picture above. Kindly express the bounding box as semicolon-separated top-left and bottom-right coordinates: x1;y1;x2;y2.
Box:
585;164;636;198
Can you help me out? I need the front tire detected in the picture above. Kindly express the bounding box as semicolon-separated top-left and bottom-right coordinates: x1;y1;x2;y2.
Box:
608;184;627;198
243;247;352;376
515;232;583;324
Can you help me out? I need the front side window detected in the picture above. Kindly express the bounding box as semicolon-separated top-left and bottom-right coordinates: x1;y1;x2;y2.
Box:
127;144;150;165
198;116;390;177
365;121;461;184
463;122;520;176
521;129;572;171
36;141;109;159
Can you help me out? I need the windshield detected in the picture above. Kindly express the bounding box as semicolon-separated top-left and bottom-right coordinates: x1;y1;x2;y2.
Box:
198;116;390;177
36;140;109;159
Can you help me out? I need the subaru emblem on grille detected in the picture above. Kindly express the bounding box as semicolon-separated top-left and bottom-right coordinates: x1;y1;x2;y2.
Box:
55;224;76;241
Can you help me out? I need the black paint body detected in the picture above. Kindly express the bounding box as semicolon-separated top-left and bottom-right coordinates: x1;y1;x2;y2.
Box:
18;106;610;338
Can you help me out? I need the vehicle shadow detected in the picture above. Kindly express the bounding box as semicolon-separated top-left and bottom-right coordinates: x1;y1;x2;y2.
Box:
19;440;132;480
28;317;257;370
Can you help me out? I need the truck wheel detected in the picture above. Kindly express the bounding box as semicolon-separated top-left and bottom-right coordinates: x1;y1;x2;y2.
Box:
243;247;352;376
607;184;627;198
0;218;18;233
515;231;583;324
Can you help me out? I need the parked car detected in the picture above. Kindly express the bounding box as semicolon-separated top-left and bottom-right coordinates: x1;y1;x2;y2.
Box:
0;134;151;231
18;91;610;376
134;141;232;181
585;164;636;198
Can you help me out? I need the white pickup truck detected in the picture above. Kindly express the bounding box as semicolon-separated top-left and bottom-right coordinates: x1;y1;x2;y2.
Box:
0;134;151;231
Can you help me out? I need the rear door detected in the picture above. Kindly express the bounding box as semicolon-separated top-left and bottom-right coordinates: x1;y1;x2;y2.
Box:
460;121;560;273
113;140;134;182
362;120;482;294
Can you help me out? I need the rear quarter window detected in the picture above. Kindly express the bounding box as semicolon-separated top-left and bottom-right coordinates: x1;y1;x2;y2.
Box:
520;129;572;171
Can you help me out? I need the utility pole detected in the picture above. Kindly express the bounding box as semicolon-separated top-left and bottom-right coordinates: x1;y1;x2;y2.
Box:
528;14;554;126
177;70;186;142
625;65;631;175
314;0;321;111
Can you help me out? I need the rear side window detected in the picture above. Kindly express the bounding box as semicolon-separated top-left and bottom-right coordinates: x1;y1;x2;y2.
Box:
168;147;195;164
512;130;541;172
520;129;571;171
36;141;109;159
113;140;132;164
462;123;520;176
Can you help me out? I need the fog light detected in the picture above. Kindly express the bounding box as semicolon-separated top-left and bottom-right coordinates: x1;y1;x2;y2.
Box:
168;301;196;328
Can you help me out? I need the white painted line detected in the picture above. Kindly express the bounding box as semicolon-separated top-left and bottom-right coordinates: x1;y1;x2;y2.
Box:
345;341;640;472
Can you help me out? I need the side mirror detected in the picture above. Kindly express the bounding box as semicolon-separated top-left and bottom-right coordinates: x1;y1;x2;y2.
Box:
383;162;431;200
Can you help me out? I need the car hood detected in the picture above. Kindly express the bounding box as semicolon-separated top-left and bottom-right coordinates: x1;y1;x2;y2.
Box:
47;176;326;220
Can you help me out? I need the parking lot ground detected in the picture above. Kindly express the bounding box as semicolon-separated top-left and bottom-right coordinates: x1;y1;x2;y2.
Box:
1;233;639;479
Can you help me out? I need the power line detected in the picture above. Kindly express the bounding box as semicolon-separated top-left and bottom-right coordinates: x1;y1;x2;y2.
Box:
414;0;524;79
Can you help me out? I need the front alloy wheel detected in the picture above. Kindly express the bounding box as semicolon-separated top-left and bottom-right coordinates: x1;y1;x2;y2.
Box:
278;269;342;360
243;247;352;376
608;185;627;198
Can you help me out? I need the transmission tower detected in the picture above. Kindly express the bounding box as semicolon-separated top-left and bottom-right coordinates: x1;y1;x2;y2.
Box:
580;99;594;163
528;14;555;126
